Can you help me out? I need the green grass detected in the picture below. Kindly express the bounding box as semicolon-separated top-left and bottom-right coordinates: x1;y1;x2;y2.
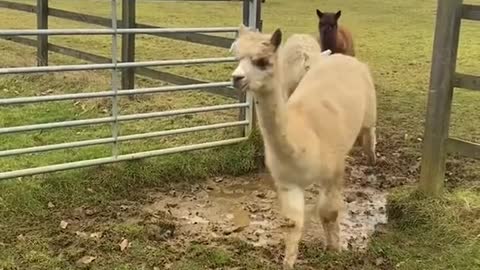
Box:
1;0;480;269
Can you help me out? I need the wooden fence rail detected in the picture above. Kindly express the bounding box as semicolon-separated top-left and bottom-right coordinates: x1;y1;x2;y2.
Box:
0;0;238;98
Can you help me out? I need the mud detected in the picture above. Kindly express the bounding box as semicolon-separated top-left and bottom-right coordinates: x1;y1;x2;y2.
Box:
141;172;387;251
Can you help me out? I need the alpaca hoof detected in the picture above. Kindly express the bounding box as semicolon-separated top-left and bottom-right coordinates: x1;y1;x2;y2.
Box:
325;243;341;252
368;154;377;166
283;259;295;270
280;218;296;228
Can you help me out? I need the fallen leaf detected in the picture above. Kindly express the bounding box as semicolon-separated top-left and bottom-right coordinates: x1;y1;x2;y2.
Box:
166;203;178;208
76;256;96;265
47;202;55;208
90;232;103;239
119;238;129;251
60;220;69;229
75;231;88;238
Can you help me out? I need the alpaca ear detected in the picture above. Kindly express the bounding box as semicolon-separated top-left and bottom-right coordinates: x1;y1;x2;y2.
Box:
270;28;282;51
316;9;323;19
335;10;341;20
229;40;238;53
238;24;249;36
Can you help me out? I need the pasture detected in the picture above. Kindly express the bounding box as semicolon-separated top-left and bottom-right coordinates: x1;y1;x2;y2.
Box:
1;0;480;269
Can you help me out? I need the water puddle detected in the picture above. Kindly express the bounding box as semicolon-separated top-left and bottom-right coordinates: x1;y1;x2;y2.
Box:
142;173;387;250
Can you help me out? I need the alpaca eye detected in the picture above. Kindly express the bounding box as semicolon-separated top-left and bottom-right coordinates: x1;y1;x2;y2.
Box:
253;58;269;69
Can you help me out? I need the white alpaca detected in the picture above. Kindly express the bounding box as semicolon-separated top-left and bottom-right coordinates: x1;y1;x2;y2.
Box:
276;34;331;99
230;25;377;269
233;32;331;100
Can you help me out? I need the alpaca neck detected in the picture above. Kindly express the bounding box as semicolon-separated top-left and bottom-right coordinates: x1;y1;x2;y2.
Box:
320;29;337;52
253;82;295;160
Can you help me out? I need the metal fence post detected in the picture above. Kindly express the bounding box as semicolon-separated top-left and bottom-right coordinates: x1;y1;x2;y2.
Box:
111;0;121;157
419;0;463;195
36;0;48;66
121;0;136;94
238;0;248;137
239;0;261;136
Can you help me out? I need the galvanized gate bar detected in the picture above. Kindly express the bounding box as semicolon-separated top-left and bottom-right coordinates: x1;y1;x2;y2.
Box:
0;82;232;106
0;27;239;36
0;57;236;75
0;137;248;180
0;103;249;135
0;0;261;180
0;82;233;105
0;121;249;157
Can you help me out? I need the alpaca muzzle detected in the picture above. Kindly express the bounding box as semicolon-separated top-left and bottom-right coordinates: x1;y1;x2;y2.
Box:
232;75;247;91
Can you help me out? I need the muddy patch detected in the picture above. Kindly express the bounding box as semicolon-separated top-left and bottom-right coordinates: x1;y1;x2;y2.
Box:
141;173;387;251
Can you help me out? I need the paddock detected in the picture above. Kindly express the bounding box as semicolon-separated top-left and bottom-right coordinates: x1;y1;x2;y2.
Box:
0;0;479;269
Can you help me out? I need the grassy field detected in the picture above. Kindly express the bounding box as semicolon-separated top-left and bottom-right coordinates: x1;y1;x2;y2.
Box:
1;0;480;269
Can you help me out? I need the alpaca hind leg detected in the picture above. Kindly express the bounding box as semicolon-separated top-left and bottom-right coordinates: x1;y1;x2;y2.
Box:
316;187;343;251
362;127;376;165
277;185;305;269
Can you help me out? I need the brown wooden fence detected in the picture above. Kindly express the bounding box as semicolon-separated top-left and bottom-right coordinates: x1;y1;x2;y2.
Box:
419;0;480;195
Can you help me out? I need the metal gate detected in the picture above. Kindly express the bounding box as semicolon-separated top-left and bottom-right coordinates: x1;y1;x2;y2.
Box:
0;0;262;180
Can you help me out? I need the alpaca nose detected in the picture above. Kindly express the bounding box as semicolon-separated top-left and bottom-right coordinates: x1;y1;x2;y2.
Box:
232;75;245;89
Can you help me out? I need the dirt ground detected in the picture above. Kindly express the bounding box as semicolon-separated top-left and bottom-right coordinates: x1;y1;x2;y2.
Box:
115;148;396;263
141;172;387;252
6;142;478;269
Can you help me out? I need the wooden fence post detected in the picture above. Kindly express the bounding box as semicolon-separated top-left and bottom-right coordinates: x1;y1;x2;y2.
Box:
121;0;136;92
37;0;48;66
419;0;463;195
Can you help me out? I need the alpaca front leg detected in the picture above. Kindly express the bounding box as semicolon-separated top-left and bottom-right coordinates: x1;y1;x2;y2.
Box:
277;186;305;269
321;213;340;251
362;127;377;165
316;188;343;251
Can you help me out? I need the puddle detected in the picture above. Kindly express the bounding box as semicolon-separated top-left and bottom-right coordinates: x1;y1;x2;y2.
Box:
142;173;387;250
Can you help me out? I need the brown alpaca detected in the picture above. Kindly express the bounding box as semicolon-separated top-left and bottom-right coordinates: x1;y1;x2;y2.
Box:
316;9;355;56
230;25;376;269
